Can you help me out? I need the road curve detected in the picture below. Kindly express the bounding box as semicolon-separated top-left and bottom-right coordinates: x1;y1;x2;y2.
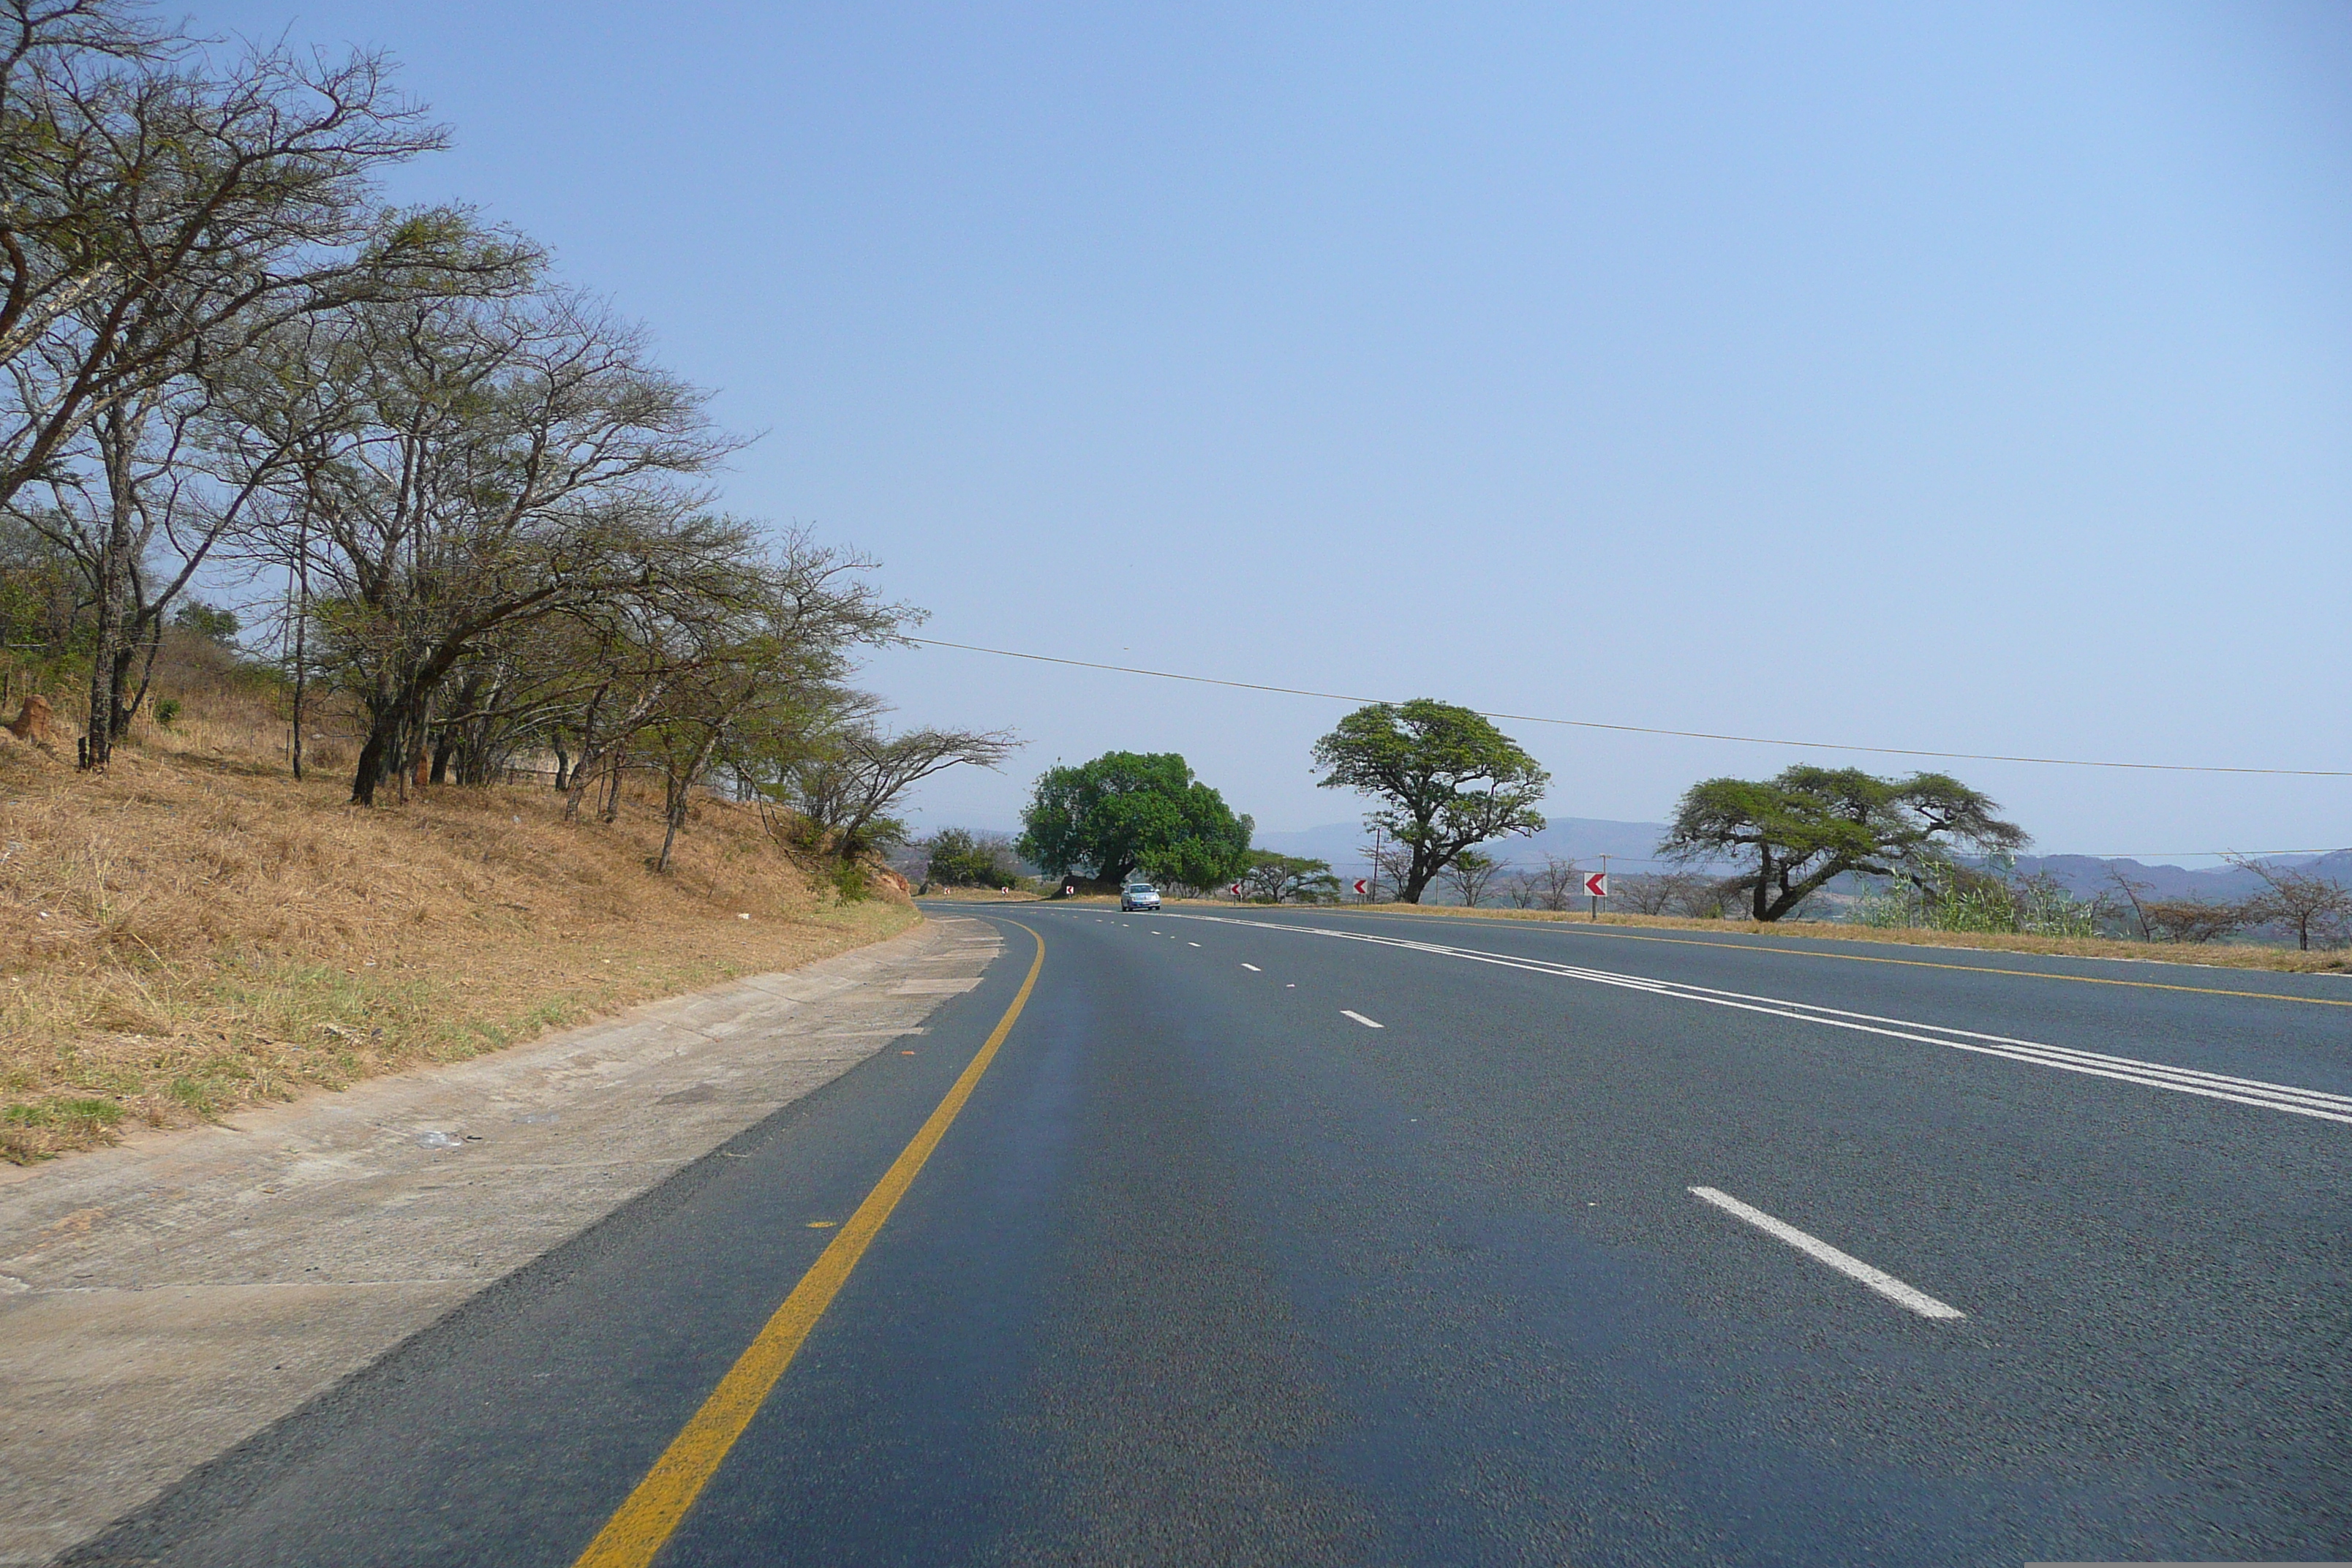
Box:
68;901;2352;1567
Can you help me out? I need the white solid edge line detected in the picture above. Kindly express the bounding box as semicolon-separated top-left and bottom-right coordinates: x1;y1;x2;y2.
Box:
1178;914;2352;1126
1242;963;1262;971
1341;1009;1385;1028
1689;1186;1965;1321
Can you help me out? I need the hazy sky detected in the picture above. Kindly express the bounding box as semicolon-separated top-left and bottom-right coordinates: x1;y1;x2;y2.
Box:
195;1;2352;859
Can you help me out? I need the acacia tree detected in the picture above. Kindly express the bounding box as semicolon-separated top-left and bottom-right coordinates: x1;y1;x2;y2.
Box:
12;342;354;761
1018;751;1253;890
263;285;742;804
1238;851;1340;904
1659;766;2027;922
2231;857;2352;951
775;723;1019;867
0;29;512;510
1311;699;1549;904
2;28;527;763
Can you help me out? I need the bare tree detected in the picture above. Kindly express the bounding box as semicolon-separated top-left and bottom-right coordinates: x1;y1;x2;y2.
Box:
2231;856;2352;951
769;724;1019;869
2104;864;2156;941
2141;898;2251;945
1440;849;1504;907
1360;839;1414;902
258;286;745;803
0;32;521;516
1525;853;1582;912
1615;870;1697;916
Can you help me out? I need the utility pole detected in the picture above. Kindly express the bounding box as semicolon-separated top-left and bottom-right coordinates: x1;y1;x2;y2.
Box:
1368;826;1382;904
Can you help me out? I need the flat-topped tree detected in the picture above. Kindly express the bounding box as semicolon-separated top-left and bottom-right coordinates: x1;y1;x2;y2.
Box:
1660;766;2027;922
1311;699;1549;904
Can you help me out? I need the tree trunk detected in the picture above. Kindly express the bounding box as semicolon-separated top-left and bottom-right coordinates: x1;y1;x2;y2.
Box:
123;616;164;737
106;636;137;739
351;722;394;804
82;409;137;770
657;806;684;872
289;520;309;780
601;755;624;823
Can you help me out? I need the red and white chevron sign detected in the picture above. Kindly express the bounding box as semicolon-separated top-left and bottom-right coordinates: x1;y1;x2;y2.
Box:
1583;871;1610;899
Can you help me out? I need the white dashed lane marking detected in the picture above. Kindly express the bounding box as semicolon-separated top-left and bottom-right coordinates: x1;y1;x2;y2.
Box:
1341;1010;1384;1029
1689;1186;1964;1321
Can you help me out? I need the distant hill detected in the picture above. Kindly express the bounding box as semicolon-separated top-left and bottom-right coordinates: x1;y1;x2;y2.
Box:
1254;817;1718;877
2012;851;2352;902
1254;821;2352;897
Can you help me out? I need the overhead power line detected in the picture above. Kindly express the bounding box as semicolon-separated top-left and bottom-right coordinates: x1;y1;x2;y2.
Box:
906;638;2352;780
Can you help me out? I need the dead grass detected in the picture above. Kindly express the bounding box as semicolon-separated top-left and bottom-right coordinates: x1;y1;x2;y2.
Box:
1164;898;2352;973
0;685;916;1163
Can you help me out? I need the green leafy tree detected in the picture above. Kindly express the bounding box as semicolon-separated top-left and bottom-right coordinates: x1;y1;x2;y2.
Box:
924;828;1019;889
1018;751;1253;890
171;601;238;644
1238;850;1341;904
1311;699;1550;903
1659;766;2028;922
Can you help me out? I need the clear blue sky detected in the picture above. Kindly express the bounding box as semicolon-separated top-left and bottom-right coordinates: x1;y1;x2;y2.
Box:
197;1;2352;859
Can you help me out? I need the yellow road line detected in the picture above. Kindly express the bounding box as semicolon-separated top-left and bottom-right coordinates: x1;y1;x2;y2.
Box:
572;920;1046;1568
1335;911;2352;1009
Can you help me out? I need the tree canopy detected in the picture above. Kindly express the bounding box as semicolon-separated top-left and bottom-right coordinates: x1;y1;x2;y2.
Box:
1017;751;1253;891
1659;766;2028;921
1311;698;1548;903
1238;851;1341;904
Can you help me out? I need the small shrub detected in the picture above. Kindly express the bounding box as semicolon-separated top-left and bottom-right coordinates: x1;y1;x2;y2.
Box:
156;698;182;725
1854;859;2101;938
829;859;871;902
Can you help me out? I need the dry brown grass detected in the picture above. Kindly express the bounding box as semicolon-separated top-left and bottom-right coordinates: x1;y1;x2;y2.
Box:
1164;897;2352;973
0;682;916;1163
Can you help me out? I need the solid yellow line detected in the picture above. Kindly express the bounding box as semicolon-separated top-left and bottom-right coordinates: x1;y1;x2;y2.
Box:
1338;909;2352;1009
571;921;1046;1568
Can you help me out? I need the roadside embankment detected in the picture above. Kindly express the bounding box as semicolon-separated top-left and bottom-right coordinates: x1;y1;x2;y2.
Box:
1;714;915;1163
0;913;1005;1566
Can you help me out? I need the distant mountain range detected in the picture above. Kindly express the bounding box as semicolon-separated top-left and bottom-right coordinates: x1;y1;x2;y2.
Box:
1251;820;2352;899
921;815;2348;900
1253;818;1714;877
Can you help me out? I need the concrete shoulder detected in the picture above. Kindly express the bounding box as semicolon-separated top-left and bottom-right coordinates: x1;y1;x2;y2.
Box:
0;913;1009;1567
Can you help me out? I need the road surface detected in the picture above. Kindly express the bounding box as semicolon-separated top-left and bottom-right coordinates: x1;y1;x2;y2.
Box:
69;903;2352;1567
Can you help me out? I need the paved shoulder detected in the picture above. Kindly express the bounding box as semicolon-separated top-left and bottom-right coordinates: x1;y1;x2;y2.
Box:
0;915;993;1568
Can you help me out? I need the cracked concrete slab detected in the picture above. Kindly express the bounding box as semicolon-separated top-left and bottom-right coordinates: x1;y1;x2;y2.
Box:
0;913;1008;1567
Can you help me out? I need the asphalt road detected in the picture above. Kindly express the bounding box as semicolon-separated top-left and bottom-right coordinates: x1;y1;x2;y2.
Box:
70;902;2352;1567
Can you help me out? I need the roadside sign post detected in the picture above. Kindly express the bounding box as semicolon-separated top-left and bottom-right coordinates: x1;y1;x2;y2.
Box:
1584;867;1610;921
1352;878;1369;897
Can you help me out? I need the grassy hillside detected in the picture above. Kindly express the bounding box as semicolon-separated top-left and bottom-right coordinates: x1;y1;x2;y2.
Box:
0;671;916;1164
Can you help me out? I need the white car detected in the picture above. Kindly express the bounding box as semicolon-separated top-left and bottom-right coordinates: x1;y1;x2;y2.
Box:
1120;882;1162;912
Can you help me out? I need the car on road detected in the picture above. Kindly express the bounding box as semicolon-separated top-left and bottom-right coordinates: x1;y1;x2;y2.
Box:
1120;882;1161;911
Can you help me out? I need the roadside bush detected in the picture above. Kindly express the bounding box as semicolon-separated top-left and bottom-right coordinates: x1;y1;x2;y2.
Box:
922;827;1019;889
1854;860;2101;938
